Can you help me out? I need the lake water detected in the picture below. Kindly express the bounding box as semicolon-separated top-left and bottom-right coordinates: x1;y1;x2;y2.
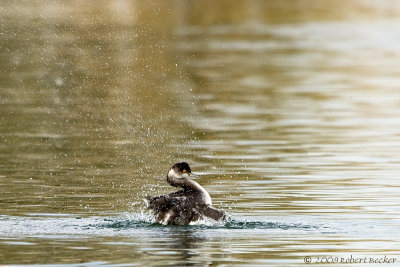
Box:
1;0;400;265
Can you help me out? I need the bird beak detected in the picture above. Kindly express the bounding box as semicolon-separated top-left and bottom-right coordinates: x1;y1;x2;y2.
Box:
189;173;199;178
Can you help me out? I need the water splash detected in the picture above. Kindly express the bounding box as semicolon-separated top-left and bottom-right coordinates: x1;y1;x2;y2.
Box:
92;212;321;231
0;213;323;239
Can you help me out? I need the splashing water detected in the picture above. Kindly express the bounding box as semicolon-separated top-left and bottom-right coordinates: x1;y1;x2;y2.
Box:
0;211;326;240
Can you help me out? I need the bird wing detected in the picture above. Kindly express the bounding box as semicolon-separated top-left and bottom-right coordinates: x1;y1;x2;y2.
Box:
197;204;226;221
146;191;187;212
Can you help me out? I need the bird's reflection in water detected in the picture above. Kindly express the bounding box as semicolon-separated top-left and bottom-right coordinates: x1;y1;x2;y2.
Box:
141;227;232;265
169;228;207;265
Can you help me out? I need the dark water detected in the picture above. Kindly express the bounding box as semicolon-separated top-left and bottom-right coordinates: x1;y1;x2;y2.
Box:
1;0;400;265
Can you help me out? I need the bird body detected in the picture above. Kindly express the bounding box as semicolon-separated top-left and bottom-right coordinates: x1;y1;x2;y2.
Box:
146;162;225;225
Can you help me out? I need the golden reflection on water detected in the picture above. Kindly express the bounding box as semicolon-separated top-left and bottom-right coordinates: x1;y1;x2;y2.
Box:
1;0;400;265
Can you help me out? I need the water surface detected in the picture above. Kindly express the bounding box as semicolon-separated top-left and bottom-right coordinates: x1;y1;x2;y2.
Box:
1;0;400;265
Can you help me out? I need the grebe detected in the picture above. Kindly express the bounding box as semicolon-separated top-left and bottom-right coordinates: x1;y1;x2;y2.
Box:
146;162;226;225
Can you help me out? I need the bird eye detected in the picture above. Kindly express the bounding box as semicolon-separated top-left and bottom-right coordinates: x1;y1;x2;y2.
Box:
182;169;187;173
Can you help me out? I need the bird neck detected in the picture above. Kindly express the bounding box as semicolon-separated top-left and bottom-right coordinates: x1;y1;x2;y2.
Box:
166;169;204;192
166;169;213;205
